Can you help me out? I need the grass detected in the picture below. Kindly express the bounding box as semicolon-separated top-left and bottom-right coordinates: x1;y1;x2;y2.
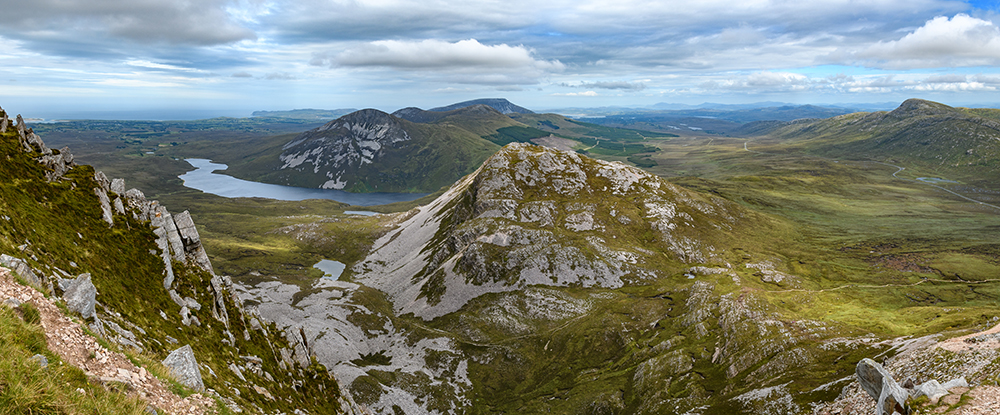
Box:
0;306;148;415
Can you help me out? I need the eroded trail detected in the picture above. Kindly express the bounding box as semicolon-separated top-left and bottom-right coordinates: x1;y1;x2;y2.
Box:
0;268;215;414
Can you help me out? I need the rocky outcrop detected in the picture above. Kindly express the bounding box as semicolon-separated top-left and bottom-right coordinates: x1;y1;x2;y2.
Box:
59;273;97;320
857;358;909;415
162;345;205;391
354;143;745;320
0;254;42;287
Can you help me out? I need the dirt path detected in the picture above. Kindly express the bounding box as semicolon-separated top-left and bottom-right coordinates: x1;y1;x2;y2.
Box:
0;267;215;414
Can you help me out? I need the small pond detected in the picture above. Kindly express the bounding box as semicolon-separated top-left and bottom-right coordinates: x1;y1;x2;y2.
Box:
313;260;346;280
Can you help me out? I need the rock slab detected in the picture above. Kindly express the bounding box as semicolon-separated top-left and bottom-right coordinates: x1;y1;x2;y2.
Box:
857;358;909;415
162;345;204;391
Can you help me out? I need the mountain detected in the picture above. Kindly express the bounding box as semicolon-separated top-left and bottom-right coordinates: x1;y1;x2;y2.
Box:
747;98;1000;187
249;142;883;414
353;142;771;319
224;108;501;193
0;106;362;414
427;98;534;114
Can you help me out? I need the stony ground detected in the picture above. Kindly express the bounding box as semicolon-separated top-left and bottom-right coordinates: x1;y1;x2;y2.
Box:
0;267;215;414
816;323;1000;415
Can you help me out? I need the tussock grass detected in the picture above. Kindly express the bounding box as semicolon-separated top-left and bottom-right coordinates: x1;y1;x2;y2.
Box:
0;306;147;415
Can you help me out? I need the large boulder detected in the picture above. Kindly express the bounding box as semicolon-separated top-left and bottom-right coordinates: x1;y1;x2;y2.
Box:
162;345;204;391
60;273;97;319
856;358;909;415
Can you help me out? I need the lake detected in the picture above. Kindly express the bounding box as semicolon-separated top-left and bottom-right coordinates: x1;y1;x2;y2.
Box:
178;159;428;206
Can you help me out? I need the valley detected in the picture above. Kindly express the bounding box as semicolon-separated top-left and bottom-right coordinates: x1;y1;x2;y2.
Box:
7;99;1000;414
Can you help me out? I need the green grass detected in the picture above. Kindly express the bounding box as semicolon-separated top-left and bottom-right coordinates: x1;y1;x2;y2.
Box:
0;306;148;415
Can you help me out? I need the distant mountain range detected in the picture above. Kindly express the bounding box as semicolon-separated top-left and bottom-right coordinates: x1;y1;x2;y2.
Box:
744;98;1000;188
428;98;534;114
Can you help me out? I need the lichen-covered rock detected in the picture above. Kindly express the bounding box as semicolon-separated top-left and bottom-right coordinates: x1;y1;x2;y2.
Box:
163;345;204;391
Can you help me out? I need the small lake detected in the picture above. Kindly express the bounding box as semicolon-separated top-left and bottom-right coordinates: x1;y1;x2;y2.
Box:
178;159;428;206
314;259;346;280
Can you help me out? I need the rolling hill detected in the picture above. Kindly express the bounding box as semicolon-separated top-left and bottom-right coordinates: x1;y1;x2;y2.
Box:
749;98;1000;187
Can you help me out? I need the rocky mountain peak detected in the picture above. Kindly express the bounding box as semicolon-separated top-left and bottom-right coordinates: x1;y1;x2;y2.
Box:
887;98;956;118
278;108;411;190
353;143;747;319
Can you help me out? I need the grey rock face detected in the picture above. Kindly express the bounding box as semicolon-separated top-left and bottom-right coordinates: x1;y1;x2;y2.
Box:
60;273;97;319
94;171;111;191
173;211;214;273
94;188;114;226
856;358;908;415
110;178;126;195
162;345;204;391
39;147;76;182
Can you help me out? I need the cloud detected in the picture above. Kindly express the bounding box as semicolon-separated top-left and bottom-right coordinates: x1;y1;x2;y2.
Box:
552;91;599;96
842;14;1000;69
700;71;809;91
313;39;563;71
265;72;296;80
2;0;256;46
231;71;254;78
565;81;646;90
125;60;205;73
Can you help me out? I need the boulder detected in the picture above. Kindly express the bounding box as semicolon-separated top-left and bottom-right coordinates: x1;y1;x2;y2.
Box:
911;377;969;405
61;273;97;319
0;254;43;287
162;345;204;391
856;358;908;415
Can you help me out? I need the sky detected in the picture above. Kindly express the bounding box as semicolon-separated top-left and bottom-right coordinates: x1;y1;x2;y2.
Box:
1;0;1000;119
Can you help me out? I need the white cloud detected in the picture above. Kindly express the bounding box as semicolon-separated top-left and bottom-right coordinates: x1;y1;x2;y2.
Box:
552;91;599;96
848;14;1000;69
125;60;205;72
315;39;564;71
